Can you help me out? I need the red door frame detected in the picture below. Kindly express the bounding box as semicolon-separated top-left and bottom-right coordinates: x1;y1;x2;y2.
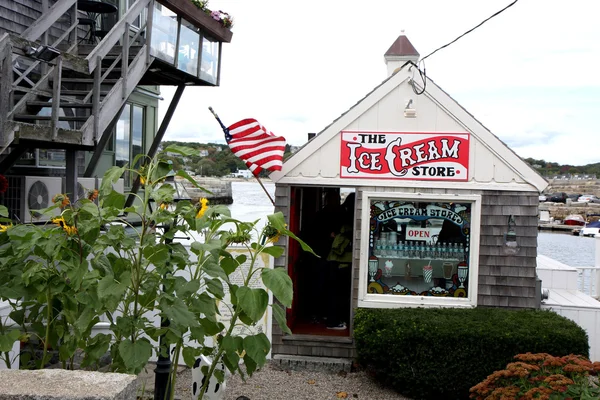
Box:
286;187;302;328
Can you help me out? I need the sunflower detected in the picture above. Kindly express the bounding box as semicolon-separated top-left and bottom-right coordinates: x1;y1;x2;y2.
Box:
196;198;209;218
51;216;78;235
264;223;287;244
87;189;99;201
52;194;70;208
0;223;11;232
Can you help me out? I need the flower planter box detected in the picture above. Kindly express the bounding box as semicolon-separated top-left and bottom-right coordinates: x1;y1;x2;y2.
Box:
156;0;233;43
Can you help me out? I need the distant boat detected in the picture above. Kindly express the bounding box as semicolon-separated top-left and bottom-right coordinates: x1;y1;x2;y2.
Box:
581;220;600;237
564;214;586;226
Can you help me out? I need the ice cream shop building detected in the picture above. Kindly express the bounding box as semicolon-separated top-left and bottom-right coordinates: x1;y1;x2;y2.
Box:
268;34;548;359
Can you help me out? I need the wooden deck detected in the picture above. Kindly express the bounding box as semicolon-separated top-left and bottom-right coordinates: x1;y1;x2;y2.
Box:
538;223;581;233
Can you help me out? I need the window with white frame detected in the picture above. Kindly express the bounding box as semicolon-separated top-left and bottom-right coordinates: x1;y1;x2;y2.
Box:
127;0;142;29
359;192;481;308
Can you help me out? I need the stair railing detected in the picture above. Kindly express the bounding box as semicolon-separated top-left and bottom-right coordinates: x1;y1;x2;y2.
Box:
0;33;13;150
1;0;156;150
0;1;84;151
86;0;152;74
81;0;155;144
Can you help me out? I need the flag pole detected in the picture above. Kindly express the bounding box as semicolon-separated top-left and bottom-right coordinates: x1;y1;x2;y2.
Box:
208;107;276;207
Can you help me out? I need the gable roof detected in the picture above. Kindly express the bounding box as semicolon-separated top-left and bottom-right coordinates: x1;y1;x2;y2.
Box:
271;62;547;193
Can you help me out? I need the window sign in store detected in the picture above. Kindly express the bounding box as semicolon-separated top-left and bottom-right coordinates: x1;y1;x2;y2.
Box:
340;131;469;181
367;198;472;298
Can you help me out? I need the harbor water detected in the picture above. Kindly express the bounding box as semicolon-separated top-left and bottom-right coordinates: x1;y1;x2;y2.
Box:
228;181;597;267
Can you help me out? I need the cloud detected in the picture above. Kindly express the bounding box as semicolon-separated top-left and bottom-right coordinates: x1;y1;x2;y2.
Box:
503;131;564;149
158;0;600;165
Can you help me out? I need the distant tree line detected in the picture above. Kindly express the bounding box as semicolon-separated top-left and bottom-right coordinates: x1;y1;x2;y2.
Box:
523;157;600;178
160;141;293;178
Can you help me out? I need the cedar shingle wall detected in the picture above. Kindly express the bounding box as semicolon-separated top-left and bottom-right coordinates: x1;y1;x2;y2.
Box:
478;190;539;309
272;185;289;355
1;0;82;44
272;185;539;356
0;0;41;36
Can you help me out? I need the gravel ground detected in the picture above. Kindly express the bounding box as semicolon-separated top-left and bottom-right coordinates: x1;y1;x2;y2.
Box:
164;362;412;400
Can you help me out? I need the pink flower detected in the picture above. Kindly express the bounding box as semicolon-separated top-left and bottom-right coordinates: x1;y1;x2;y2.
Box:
211;10;220;20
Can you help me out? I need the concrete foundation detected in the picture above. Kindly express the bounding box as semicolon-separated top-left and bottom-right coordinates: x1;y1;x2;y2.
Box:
0;369;137;400
271;355;352;373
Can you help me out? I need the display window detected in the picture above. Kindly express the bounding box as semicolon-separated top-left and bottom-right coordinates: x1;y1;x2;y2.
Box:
359;193;481;308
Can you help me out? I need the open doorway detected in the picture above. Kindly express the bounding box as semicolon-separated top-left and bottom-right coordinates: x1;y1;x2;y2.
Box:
287;186;356;337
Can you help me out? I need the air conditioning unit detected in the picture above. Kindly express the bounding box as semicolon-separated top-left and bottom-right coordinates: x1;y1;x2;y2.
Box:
97;178;125;195
62;177;97;202
4;176;63;223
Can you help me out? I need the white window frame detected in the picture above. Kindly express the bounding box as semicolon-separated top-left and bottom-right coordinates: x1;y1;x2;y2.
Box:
358;192;482;309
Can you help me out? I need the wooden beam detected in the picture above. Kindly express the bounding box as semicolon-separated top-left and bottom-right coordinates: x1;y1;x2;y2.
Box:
124;84;185;208
92;55;101;142
10;34;88;73
0;145;28;175
0;40;12;149
121;23;130;100
51;56;62;139
14;122;83;145
81;45;150;145
65;150;78;202
83;103;126;178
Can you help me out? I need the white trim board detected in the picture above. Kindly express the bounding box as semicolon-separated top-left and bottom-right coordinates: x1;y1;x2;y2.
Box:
271;62;547;193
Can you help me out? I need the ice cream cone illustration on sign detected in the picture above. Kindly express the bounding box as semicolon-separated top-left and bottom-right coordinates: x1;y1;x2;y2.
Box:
384;260;393;277
423;263;433;283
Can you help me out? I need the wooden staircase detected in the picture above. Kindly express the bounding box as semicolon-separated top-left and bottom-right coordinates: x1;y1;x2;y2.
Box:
0;0;153;154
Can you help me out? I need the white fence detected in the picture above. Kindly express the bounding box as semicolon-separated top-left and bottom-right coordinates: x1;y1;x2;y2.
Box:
575;237;600;299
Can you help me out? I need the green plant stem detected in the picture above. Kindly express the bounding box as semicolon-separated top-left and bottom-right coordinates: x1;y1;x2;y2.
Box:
0;318;11;369
199;244;262;399
131;192;151;344
41;288;52;368
168;342;182;400
0;352;10;369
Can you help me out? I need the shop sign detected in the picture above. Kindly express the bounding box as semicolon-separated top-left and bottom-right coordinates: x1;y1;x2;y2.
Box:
375;204;464;226
405;227;436;241
340;131;470;181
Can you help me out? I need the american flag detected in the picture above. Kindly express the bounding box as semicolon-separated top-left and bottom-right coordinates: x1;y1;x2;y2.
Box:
225;118;286;176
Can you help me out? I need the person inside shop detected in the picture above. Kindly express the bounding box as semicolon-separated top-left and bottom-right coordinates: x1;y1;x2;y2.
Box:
437;219;467;249
325;192;355;330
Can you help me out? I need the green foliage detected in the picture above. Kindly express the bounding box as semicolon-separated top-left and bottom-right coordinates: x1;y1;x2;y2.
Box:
353;307;589;400
0;148;312;399
524;157;600;178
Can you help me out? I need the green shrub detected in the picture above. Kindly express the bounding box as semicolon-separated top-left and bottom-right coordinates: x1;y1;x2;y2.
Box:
354;307;589;400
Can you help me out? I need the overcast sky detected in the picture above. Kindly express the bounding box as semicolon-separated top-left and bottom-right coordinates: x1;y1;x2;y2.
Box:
158;0;599;166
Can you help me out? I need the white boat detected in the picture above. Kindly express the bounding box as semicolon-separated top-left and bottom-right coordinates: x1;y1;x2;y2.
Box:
580;220;600;237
